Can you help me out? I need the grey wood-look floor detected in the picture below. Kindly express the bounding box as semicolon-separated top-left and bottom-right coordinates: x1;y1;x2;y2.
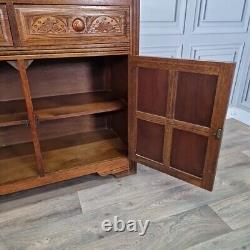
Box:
0;118;250;250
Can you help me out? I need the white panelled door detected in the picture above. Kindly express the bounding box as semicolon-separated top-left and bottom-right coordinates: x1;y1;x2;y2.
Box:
140;0;250;123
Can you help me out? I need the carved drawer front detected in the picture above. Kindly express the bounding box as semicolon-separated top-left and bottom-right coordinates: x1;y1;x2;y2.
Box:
14;5;130;46
0;5;13;46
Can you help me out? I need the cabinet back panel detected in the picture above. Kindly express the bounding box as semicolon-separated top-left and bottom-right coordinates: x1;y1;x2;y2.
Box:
0;99;26;115
110;55;128;99
37;114;108;141
0;126;32;147
0;141;34;160
111;110;128;144
0;62;24;101
27;57;108;98
109;55;128;144
0;115;108;147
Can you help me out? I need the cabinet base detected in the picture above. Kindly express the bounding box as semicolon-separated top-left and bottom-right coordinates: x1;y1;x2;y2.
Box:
113;160;137;178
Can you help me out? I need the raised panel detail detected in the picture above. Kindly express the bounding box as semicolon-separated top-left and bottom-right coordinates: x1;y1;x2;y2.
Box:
15;5;129;46
141;0;187;35
247;85;250;101
137;67;169;116
140;45;183;58
193;0;250;33
190;44;244;63
241;63;250;109
190;44;244;102
141;0;178;22
171;129;208;177
0;5;12;46
205;0;246;22
136;120;165;163
129;56;235;190
175;71;218;127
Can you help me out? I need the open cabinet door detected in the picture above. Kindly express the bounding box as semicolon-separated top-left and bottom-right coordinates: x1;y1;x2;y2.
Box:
128;56;235;191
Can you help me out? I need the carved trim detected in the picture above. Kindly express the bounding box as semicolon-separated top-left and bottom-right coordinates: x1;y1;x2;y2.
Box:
0;11;4;42
0;22;4;41
28;14;124;35
30;16;68;34
15;6;130;46
0;6;12;46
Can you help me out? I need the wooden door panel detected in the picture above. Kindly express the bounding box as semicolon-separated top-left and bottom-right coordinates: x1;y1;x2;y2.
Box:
129;56;235;191
171;129;208;178
137;120;165;163
175;72;218;127
137;68;169;116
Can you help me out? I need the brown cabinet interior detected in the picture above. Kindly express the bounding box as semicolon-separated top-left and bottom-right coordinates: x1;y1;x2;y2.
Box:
0;55;131;194
0;0;235;195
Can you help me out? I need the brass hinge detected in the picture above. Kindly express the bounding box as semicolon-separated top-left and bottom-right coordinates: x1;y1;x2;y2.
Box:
215;128;223;140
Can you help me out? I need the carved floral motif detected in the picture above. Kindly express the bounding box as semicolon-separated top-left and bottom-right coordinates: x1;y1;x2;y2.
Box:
88;16;122;34
31;16;67;34
29;14;124;36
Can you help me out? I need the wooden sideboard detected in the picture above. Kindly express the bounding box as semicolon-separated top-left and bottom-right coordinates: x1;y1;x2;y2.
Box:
0;0;235;195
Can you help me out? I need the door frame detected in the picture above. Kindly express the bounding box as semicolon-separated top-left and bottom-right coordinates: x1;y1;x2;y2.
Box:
128;55;235;191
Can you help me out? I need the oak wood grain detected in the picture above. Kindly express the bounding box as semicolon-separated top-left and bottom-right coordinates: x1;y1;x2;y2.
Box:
0;4;12;46
15;5;130;47
129;55;235;191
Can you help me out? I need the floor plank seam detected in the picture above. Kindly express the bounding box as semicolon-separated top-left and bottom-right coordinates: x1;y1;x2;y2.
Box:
207;204;234;231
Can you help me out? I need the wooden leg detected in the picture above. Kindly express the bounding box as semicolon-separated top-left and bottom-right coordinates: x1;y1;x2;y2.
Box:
96;159;137;178
113;160;137;178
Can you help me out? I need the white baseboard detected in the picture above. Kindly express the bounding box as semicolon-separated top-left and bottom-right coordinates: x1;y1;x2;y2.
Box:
227;107;250;126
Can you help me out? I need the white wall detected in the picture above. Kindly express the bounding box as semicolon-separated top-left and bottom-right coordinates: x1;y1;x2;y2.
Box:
140;0;250;126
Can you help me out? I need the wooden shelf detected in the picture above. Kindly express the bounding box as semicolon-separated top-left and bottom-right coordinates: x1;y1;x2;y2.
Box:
0;99;28;128
0;92;125;127
0;129;128;187
41;129;128;173
0;143;38;185
34;92;125;122
0;113;28;128
36;100;124;121
0;92;125;128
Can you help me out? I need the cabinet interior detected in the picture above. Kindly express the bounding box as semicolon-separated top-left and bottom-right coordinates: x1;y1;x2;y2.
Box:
0;55;129;185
